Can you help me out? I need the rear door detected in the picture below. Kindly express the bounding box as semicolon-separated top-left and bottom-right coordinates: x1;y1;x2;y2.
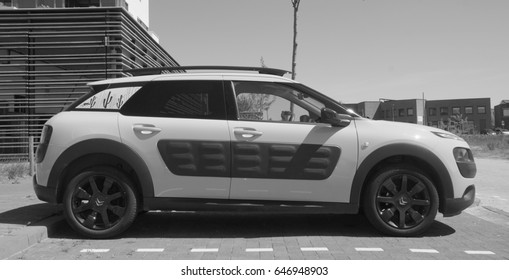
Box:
118;77;232;199
225;79;358;203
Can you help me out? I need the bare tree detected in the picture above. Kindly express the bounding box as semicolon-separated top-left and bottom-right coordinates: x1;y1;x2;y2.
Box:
260;56;267;68
235;57;276;120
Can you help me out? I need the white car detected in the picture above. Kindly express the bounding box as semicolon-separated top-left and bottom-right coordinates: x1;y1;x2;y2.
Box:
33;66;476;238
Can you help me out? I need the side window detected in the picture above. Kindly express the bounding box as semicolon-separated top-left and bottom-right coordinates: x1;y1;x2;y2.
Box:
121;80;226;119
232;81;325;123
76;86;141;110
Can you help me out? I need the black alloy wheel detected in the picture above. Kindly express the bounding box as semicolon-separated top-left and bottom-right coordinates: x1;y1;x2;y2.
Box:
63;167;138;238
364;166;439;236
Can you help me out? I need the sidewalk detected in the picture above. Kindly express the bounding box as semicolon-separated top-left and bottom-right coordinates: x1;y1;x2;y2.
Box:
0;177;62;260
0;158;508;259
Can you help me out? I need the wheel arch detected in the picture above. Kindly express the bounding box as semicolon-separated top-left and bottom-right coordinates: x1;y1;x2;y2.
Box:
48;138;154;207
350;143;453;213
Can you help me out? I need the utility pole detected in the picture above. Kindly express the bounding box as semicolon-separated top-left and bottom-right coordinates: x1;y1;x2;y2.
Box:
291;0;300;81
290;0;301;113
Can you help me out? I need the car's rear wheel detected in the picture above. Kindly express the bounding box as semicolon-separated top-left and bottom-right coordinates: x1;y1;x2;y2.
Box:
63;167;138;238
363;165;439;236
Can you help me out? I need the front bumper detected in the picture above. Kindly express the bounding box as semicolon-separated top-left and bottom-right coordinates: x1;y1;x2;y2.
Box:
33;175;58;204
442;185;475;217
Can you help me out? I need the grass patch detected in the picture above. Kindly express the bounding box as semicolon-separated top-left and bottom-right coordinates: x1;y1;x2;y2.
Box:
0;161;30;183
463;135;509;160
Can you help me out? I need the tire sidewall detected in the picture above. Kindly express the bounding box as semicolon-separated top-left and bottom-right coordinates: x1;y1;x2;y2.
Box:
63;167;138;239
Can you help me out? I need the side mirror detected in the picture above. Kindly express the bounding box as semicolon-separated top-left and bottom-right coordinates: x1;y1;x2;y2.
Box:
321;108;352;127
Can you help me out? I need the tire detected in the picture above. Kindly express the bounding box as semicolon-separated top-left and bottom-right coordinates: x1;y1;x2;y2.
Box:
63;167;138;238
363;165;439;237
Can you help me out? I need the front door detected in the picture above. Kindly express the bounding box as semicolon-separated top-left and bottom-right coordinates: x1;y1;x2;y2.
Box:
226;80;358;203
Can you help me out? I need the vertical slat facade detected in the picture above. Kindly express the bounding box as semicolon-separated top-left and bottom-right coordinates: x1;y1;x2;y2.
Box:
0;8;179;159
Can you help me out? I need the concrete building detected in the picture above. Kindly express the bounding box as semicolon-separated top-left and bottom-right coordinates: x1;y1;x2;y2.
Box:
426;98;491;134
494;100;509;129
345;97;491;134
0;0;180;159
379;99;425;125
344;101;382;119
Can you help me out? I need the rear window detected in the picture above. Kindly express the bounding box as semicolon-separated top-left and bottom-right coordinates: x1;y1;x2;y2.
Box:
75;86;141;110
120;80;226;119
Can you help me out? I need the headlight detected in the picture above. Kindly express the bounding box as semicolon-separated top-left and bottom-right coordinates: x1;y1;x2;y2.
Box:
453;147;476;178
432;131;464;141
453;147;474;163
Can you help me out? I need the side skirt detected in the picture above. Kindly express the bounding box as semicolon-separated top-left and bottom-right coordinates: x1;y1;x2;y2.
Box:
143;197;359;214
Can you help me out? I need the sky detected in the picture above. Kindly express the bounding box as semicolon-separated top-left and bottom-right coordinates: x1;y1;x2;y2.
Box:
149;0;509;105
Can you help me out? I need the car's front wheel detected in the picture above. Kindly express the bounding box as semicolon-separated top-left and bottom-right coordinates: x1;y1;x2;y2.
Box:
63;167;138;238
363;165;439;236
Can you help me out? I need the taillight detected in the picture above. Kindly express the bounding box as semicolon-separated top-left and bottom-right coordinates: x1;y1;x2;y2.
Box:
36;125;53;163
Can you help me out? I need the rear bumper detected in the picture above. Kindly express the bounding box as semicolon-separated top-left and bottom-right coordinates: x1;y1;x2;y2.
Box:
442;185;475;217
33;175;58;204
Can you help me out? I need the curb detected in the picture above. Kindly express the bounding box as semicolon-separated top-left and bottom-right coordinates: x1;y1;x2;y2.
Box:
1;215;63;260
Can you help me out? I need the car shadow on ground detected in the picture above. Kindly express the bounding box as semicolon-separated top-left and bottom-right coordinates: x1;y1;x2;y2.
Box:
45;211;456;240
0;203;61;226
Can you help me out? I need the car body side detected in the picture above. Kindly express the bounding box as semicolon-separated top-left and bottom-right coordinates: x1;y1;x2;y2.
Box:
34;74;475;218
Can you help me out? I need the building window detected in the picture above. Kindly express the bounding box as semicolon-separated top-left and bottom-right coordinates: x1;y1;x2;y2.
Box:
398;108;405;117
465;106;473;114
407;108;414;116
440;107;448;115
0;0;17;8
38;0;56;8
504;108;509;117
428;107;436;116
477;106;486;114
452;107;460;115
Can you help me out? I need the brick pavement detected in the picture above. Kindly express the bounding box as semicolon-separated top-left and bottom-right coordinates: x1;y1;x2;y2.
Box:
1;157;509;259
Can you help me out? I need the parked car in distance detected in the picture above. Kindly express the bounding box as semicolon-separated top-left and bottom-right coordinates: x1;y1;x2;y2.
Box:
494;128;509;135
481;129;496;135
33;66;477;238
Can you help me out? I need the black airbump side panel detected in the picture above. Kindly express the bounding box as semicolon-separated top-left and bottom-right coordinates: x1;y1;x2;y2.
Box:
158;140;341;180
157;140;230;177
233;143;341;180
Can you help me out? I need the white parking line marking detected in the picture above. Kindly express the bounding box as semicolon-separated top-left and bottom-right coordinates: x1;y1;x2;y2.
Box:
246;248;273;252
80;249;110;253
190;248;219;253
301;247;329;252
355;247;384;252
136;248;165;253
465;250;495;255
410;249;439;253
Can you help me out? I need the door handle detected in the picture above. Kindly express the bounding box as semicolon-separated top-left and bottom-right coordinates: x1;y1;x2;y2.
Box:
234;128;263;139
133;124;162;135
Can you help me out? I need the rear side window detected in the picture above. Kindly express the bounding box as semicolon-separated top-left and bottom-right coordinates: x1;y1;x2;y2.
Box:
121;80;226;119
75;86;141;110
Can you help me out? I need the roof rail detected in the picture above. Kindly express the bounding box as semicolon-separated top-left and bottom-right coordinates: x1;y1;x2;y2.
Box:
124;66;291;77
